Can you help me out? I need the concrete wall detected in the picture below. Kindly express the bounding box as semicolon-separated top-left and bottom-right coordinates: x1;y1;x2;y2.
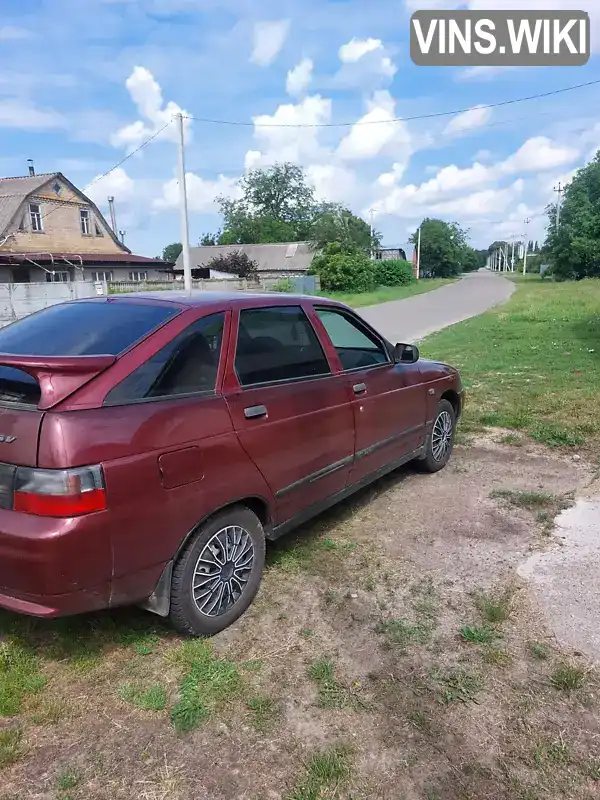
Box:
0;281;103;327
108;275;320;294
1;176;125;255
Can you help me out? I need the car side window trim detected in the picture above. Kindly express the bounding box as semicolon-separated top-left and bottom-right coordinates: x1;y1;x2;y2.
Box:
313;305;393;372
103;388;219;408
234;304;333;390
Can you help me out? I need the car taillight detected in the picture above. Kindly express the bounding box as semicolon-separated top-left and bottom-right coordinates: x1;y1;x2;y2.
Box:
13;465;106;517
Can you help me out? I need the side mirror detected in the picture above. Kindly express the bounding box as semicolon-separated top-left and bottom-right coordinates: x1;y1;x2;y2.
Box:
394;343;420;364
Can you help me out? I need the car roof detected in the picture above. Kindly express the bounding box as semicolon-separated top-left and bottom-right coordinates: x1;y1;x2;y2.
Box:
75;291;343;309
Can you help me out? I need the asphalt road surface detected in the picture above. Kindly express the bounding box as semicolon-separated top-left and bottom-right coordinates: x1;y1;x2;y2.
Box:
359;270;515;344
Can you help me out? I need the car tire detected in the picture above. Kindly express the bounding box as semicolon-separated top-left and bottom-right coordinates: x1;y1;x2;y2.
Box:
417;399;456;474
169;505;265;637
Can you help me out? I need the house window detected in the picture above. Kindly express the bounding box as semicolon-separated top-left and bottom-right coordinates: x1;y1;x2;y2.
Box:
94;221;103;236
80;208;91;235
46;272;70;283
91;271;114;282
128;271;148;282
53;182;61;196
29;203;43;232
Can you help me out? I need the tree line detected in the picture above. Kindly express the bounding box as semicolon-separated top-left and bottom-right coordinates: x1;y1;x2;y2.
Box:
160;163;492;291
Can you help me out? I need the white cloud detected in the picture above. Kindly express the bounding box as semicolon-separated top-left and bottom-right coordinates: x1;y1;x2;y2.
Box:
430;180;524;217
337;91;410;161
0;99;65;130
306;163;358;204
85;168;135;205
250;20;290;66
110;66;190;151
286;58;313;96
336;37;396;86
246;94;332;167
339;37;383;63
377;162;408;188
0;26;33;40
444;105;492;135
155;173;242;213
457;65;518;82
500;137;580;175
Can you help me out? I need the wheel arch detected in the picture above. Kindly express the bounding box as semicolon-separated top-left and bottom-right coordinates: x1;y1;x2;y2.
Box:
440;389;461;420
139;494;272;618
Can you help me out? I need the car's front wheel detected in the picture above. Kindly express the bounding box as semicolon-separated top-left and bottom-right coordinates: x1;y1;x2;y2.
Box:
169;506;265;636
418;399;456;473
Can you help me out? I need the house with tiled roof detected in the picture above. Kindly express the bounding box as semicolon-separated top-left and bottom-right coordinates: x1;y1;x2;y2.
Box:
0;165;171;283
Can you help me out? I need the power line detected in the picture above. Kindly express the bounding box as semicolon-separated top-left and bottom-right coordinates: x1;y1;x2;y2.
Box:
37;121;173;230
181;78;600;129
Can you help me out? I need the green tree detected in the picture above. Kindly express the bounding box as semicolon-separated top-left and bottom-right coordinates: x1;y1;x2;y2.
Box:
410;219;469;277
218;163;316;244
311;203;381;254
162;242;182;263
199;232;219;246
545;152;600;280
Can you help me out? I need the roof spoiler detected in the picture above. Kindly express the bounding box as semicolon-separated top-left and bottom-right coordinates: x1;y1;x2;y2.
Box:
0;354;116;410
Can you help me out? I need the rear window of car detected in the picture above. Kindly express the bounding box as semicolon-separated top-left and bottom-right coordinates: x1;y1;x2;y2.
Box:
0;300;180;356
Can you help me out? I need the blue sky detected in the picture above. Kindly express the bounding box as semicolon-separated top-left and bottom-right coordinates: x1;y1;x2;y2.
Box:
1;0;599;256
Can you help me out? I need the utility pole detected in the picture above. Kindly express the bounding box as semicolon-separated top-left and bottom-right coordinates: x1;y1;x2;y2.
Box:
369;208;375;261
523;218;531;275
416;224;422;280
554;182;564;231
175;112;192;295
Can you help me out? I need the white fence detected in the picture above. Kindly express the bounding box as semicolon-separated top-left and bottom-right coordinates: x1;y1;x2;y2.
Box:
0;281;103;327
108;275;320;294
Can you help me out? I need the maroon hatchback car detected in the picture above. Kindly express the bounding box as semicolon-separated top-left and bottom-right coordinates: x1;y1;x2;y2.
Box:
0;292;463;635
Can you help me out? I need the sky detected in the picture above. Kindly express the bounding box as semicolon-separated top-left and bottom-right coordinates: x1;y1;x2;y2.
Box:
1;0;600;257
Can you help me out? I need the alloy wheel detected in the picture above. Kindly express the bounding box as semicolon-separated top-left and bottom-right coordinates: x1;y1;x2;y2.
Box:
192;526;254;617
432;410;453;462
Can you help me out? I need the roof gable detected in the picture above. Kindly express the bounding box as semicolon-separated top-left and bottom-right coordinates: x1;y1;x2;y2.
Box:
0;172;130;253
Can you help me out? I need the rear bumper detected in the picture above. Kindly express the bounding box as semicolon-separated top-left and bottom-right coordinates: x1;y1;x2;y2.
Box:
0;507;112;617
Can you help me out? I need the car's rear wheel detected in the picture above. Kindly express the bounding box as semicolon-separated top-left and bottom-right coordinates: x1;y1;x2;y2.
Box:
169;506;265;636
417;399;456;473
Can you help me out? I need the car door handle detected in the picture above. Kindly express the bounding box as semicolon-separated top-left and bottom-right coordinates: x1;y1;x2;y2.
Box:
353;383;367;395
244;405;268;419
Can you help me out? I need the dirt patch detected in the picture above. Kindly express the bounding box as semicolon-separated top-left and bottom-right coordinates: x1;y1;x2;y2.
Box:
0;440;598;799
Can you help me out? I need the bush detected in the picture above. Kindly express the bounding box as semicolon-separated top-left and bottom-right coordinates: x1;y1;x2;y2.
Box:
270;278;295;293
374;259;415;286
206;251;258;279
311;244;375;293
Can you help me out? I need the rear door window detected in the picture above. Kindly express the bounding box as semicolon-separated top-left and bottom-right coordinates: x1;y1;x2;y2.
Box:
0;367;40;406
104;313;225;404
235;306;330;386
0;300;180;356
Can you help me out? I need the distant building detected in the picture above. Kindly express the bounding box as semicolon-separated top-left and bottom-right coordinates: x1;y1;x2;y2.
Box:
0;166;171;282
175;242;316;279
374;247;407;262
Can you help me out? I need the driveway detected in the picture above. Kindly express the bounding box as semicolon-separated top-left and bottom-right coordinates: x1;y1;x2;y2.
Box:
359;270;514;343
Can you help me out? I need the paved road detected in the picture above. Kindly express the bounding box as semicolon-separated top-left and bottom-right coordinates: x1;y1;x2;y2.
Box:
359;270;515;343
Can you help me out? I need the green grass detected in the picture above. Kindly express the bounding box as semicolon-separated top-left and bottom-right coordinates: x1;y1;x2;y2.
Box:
0;641;47;716
432;668;484;705
550;663;586;692
56;766;83;791
0;728;23;768
247;695;281;732
534;739;571;768
474;587;515;625
528;641;551;661
267;533;358;574
322;278;456;308
490;489;558;510
460;625;500;645
376;619;432;651
118;683;167;712
169;640;242;731
421;278;600;450
287;745;352;800
308;659;347;709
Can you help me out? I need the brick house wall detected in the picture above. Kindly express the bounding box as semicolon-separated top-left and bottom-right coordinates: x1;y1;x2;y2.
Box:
0;177;125;256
